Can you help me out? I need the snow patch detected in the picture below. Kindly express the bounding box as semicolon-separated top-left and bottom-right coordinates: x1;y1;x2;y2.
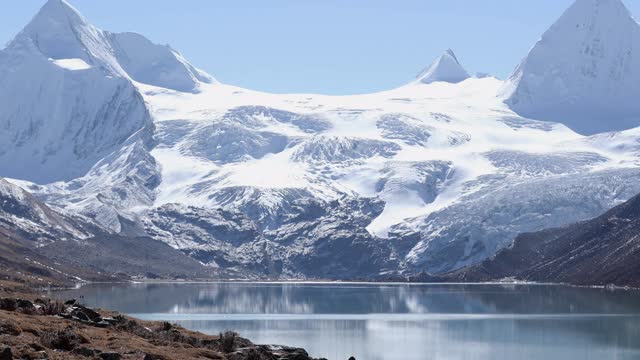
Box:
51;58;91;70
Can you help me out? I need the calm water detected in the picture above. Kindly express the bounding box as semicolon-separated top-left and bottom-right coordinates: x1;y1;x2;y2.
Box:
51;282;640;360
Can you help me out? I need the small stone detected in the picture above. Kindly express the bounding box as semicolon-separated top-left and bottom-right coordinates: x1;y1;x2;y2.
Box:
0;348;12;360
99;352;122;360
93;321;111;328
348;357;356;360
28;343;45;352
143;354;168;360
64;299;77;306
101;317;118;325
73;347;96;357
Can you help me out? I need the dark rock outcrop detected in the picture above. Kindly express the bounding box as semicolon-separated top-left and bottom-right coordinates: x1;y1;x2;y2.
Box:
449;193;640;287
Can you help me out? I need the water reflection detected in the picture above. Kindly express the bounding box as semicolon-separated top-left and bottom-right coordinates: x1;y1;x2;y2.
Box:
52;283;640;360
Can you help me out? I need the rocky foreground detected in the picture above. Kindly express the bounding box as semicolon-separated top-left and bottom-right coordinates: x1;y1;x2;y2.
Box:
0;283;324;360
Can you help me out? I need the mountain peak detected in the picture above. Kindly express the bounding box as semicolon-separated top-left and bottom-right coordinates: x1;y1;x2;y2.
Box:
15;0;114;69
416;49;470;85
567;0;630;14
10;0;215;93
26;0;90;38
500;0;640;135
444;48;457;58
39;0;81;16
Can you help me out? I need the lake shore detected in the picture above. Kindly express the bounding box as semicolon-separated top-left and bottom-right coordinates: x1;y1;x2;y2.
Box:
0;280;325;360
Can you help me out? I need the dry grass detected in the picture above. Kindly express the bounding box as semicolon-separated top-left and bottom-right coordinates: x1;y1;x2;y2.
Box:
219;331;238;353
39;326;89;351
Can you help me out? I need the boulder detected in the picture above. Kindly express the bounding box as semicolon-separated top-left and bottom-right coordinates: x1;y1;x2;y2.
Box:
70;305;101;322
0;299;17;312
16;299;34;309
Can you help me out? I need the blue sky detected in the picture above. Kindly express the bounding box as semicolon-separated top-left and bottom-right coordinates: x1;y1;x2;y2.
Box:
2;0;639;95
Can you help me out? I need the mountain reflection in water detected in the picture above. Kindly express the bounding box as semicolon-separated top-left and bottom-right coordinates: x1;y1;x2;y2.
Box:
52;283;640;360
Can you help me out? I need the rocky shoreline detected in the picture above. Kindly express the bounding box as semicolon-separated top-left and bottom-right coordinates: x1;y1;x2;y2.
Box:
0;289;325;360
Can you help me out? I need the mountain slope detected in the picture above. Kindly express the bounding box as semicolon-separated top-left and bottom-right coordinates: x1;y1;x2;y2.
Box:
450;192;640;287
0;177;106;285
0;176;213;281
501;0;640;135
0;178;92;244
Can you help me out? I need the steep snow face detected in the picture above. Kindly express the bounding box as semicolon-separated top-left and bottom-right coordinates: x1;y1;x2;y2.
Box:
501;0;640;135
0;0;215;184
109;32;215;93
0;0;153;184
0;48;152;184
416;49;470;84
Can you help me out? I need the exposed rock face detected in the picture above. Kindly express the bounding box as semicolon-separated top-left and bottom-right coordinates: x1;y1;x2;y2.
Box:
450;192;640;287
143;197;396;279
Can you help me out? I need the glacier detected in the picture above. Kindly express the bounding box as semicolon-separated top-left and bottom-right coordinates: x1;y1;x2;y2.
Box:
1;0;640;278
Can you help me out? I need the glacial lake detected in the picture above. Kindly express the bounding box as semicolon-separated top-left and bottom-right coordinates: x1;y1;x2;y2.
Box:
52;282;640;360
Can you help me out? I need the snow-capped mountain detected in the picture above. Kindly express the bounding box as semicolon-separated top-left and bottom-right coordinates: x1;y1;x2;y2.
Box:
0;0;151;184
2;0;640;279
501;0;640;135
416;49;470;84
0;0;214;185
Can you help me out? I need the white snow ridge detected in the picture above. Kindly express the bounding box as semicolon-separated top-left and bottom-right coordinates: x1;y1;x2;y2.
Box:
1;0;640;279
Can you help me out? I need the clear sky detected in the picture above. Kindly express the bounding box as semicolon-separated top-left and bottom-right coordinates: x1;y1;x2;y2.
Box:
2;0;639;95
